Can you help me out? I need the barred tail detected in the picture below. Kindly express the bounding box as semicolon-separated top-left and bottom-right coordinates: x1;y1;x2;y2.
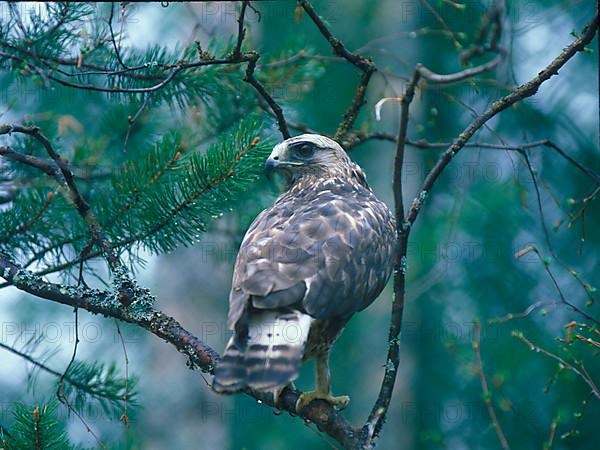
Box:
212;310;312;393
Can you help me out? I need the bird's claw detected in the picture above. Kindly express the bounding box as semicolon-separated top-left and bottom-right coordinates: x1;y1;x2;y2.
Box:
295;391;350;413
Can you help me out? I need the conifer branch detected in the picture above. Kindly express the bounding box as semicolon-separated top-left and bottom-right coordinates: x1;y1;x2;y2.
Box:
0;192;54;243
0;125;136;303
0;124;271;287
0;340;127;405
0;252;359;448
1;402;72;449
0;40;254;94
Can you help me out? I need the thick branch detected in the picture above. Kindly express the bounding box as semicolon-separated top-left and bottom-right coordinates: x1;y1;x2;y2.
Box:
0;253;361;448
0;146;61;178
360;73;418;448
0;252;219;369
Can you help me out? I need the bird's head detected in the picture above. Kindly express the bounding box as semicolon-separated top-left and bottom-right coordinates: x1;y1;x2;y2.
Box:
265;134;367;186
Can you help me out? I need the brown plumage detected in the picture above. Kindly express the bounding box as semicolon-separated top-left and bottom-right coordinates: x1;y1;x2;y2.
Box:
212;134;395;409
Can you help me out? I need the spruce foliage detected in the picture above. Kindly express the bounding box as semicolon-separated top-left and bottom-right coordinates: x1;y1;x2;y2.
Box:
1;401;74;450
0;3;321;446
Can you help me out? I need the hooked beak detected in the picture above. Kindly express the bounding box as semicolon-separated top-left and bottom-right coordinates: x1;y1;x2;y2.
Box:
264;157;280;180
264;157;303;180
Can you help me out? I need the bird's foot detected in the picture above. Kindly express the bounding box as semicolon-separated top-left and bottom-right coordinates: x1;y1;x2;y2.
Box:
295;391;350;413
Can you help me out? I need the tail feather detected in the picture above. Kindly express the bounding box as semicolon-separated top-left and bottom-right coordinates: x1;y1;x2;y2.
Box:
213;310;312;393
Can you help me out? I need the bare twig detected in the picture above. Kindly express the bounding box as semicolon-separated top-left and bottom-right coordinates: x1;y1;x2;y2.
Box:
359;12;598;449
114;321;131;427
546;419;558;450
473;321;511;450
244;53;290;139
56;307;106;448
527;246;599;326
347;136;600;184
567;185;600;228
123;95;152;152
460;0;505;65
513;332;600;399
520;150;597;319
108;2;130;70
297;0;373;71
232;1;250;59
416;52;504;84
405;14;599;227
336;69;375;142
418;0;462;50
297;0;377;141
488;300;560;324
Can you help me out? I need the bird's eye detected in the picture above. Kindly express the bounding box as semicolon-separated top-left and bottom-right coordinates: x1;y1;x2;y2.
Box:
295;143;315;158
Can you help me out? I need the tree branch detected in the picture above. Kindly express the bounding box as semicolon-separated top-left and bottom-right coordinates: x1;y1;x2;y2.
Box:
346;135;600;184
513;331;600;399
0;145;61;179
0;125;138;303
415;51;504;84
359;11;598;449
0;251;362;448
244;53;291;139
1;4;597;449
473;321;511;450
297;0;377;141
405;14;599;227
232;1;249;60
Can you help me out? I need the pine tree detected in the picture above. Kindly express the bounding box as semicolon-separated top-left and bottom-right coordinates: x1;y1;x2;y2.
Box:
1;2;598;449
0;3;312;446
2;401;74;450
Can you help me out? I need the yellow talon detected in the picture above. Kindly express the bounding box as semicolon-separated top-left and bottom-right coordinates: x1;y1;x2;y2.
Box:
295;391;350;413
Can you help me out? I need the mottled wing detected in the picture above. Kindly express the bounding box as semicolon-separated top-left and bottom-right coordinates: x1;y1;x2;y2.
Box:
227;179;395;329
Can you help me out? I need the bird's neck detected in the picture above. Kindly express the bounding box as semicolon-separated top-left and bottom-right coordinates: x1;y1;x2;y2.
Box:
283;171;369;195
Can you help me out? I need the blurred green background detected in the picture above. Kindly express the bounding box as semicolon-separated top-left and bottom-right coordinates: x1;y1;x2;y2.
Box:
0;1;598;449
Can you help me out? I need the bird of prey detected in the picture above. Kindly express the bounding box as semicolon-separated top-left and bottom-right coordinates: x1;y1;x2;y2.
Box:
212;134;396;411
